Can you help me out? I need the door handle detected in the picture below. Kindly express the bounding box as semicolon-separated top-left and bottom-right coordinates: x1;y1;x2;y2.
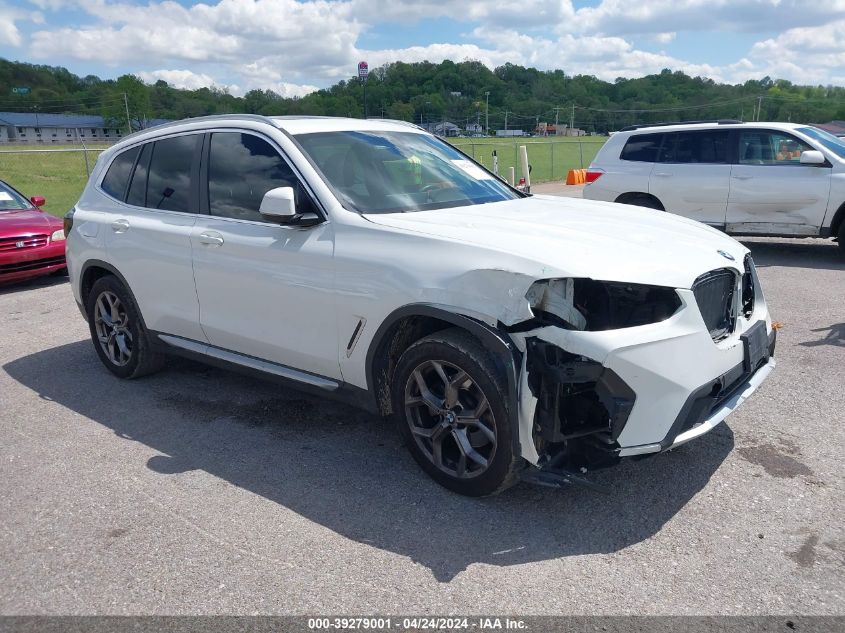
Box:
110;219;130;233
732;175;753;180
198;232;224;246
653;172;671;177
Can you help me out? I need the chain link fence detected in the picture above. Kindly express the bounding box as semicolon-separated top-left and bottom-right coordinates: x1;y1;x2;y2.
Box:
0;143;112;217
451;138;607;183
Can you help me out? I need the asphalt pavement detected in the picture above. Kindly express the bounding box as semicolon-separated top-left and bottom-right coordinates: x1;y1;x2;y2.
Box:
1;218;843;614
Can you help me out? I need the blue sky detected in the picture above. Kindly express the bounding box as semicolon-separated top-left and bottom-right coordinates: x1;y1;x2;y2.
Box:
1;0;844;97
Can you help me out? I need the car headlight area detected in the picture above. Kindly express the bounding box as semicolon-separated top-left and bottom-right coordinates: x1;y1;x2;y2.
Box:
509;270;776;472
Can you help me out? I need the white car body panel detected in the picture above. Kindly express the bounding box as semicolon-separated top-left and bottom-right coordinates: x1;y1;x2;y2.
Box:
67;114;777;478
726;162;832;234
650;163;730;226
585;121;845;237
190;216;341;380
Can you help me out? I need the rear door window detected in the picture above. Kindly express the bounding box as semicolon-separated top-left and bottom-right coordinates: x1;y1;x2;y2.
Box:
658;130;729;164
620;133;663;162
101;146;140;201
146;135;200;212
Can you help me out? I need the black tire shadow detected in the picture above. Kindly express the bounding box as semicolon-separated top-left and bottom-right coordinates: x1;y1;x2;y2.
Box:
4;341;734;582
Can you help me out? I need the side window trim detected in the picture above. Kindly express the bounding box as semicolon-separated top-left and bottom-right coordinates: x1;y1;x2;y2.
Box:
121;146;143;202
198;132;210;215
191;132;206;215
201;127;327;225
125;142;152;207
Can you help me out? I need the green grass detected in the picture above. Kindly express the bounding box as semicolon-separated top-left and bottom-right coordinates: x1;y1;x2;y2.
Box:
450;136;607;184
0;146;108;218
0;136;607;219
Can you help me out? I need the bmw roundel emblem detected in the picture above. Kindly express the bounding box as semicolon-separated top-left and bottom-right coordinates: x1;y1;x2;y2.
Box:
718;250;735;261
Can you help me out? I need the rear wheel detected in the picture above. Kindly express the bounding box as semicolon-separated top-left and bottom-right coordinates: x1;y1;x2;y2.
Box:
391;328;522;496
616;193;664;211
838;222;845;254
86;275;164;379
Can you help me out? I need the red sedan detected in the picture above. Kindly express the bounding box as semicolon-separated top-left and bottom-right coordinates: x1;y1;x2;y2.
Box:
0;180;66;285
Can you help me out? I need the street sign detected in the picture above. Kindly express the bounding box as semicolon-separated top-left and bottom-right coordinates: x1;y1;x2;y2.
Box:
358;61;368;80
11;87;31;95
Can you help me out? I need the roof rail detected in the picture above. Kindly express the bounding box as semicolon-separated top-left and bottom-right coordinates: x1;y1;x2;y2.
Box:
619;119;744;132
120;113;276;142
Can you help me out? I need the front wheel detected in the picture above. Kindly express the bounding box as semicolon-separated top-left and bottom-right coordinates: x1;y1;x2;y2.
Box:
391;328;522;496
838;222;845;255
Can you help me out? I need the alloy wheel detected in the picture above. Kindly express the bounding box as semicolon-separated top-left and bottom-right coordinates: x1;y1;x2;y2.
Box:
403;359;497;479
93;290;133;367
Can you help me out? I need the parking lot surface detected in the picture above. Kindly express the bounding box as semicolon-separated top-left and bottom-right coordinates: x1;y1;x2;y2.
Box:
1;236;843;615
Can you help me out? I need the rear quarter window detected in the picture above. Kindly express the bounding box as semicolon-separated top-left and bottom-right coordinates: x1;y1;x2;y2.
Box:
620;133;663;162
101;146;140;201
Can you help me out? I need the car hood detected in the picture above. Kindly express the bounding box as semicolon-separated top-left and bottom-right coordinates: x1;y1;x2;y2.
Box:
364;195;747;289
0;209;61;237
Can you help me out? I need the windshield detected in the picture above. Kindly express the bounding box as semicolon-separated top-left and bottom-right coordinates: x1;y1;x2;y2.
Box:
798;126;845;159
294;130;520;214
0;181;33;212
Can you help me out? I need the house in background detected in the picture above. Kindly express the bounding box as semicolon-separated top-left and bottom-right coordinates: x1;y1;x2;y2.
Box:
814;121;845;137
0;112;170;144
429;121;461;137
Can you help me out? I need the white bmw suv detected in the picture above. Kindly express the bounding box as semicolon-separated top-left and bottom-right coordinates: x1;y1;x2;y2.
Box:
584;120;845;253
65;115;776;496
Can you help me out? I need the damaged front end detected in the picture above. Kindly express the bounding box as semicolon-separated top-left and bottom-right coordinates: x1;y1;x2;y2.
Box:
506;277;682;486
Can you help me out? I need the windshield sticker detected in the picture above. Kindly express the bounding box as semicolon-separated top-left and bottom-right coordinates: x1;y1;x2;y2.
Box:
451;160;494;180
0;192;14;201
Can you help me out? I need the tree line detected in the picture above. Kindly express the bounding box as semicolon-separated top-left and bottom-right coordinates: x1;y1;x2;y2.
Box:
2;57;845;133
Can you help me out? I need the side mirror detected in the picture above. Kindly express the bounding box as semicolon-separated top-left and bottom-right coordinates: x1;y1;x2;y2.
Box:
30;196;46;207
259;187;297;220
259;186;322;227
799;150;826;166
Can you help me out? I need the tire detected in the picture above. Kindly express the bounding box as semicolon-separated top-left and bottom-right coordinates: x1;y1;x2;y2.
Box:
617;193;663;211
838;222;845;255
86;275;165;379
391;327;522;496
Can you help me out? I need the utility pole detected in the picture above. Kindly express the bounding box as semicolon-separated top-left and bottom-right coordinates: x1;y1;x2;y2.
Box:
123;92;131;134
554;106;561;128
570;103;575;135
484;91;490;136
504;110;509;131
757;96;763;122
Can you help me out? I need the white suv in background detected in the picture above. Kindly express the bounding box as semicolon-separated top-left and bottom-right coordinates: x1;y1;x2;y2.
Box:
584;120;845;253
65;115;776;496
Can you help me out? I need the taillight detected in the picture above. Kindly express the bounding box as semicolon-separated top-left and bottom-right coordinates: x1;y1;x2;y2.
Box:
585;169;604;183
63;207;75;237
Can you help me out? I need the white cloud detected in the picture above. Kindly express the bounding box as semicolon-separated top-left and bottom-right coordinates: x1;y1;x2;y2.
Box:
567;0;845;36
348;0;575;28
0;1;42;46
653;32;676;44
17;0;845;94
137;69;222;90
738;20;845;85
